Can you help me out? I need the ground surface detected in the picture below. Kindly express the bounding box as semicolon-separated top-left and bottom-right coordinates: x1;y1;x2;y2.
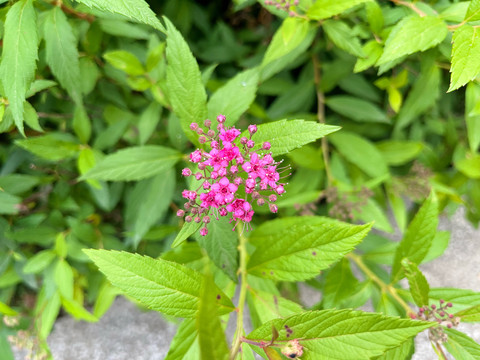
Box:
13;208;480;359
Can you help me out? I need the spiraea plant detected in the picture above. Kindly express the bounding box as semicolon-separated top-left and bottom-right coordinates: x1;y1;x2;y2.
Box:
1;0;480;359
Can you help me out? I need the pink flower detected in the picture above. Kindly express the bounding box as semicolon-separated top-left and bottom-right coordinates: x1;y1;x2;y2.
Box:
211;177;238;205
219;128;241;143
190;150;202;163
226;199;254;222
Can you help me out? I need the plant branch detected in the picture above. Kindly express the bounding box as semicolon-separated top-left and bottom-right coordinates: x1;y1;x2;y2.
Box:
434;341;448;360
312;54;333;186
229;228;249;359
347;252;414;315
52;0;95;23
388;0;426;17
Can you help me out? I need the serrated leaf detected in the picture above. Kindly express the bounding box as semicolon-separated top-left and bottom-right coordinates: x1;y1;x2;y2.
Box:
0;0;38;135
377;16;448;65
125;169;175;248
246;310;434;360
165;17;207;143
430;288;480;312
26;80;57;98
83;250;234;317
261;17;315;81
80;145;181;181
165;319;199;360
325;96;388;123
307;0;372;20
323;20;365;57
197;217;238;281
247;217;372;281
444;327;480;359
391;192;438;282
373;339;414;360
465;0;480;22
44;7;82;105
75;0;164;31
104;50;145;76
197;273;229;360
61;297;98;322
329;131;389;178
171;221;203;248
207;68;259;126
401;258;430;307
449;25;480;92
15;134;80;161
455;304;480;322
241;119;339;157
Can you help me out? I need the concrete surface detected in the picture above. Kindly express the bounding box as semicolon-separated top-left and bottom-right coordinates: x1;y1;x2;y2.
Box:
12;208;480;359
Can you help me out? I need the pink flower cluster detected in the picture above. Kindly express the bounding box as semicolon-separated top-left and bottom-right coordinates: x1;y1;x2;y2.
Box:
177;115;289;236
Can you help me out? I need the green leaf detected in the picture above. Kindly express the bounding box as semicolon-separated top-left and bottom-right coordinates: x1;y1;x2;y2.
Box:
322;258;359;308
75;0;164;31
125;170;175;248
401;258;430;307
466;82;480;152
24;101;42;132
376;141;423;166
15;134;80;161
0;0;38;135
248;287;303;326
465;0;480;22
0;333;14;360
197;217;238;282
241;119;340;157
449;25;480;92
83;250;234;317
365;2;384;35
104;50;145;76
323;20;365;57
396;57;440;130
44;7;82;105
165;17;207;143
373;339;414;360
99;19;151;39
73;105;92;144
165;319;199;360
61;297;98;322
0;174;39;195
391;192;438;282
247;217;372;281
325;96;388;123
23;250;56;274
429;288;480;312
55;232;67;259
246;310;434;360
93;281;120;318
171;221;203;249
54;259;74;299
455;304;480;322
260;17;315;81
37;291;61;339
377;16;448;65
138;102;162;145
80;145;181;181
329;131;389;178
26;79;57;98
456;154;480;179
355;198;393;233
307;0;372;20
444;327;480;359
354;41;383;73
423;231;450;263
197;274;229;360
0;192;21;215
207;68;259;126
0;301;18;316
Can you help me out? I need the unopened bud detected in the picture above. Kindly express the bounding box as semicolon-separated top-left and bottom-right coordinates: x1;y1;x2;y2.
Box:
194;216;201;223
207;129;215;137
185;216;192;223
240;136;248;145
190;122;198;131
269;203;278;213
248;124;257;134
217;114;226;123
263;142;271;150
204;119;211;127
269;194;277;202
203;216;210;224
199;136;207;143
431;304;436;310
247;140;255;148
257;198;265;206
196;128;204;135
176;210;185;217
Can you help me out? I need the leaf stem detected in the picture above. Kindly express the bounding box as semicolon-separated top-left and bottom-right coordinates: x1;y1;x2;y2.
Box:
347;252;414;314
312;54;333;186
434;341;448;360
389;0;427;17
230;228;248;359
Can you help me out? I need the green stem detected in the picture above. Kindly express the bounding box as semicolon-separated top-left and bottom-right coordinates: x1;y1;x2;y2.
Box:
229;228;248;359
347;252;414;314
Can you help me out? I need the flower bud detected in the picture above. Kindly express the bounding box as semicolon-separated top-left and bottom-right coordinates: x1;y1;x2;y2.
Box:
198;163;206;170
276;185;285;195
181;168;192;176
199;136;207;143
176;210;185;217
203;216;210;224
240;136;248;145
190;122;198;131
185;215;192;223
196;128;204;135
431;304;436;310
207;129;215;137
211;141;219;149
257;198;265;206
269;194;277;202
200;227;208;236
204;119;212;127
248;124;257;134
247;140;255;148
217;114;226;123
269;203;278;213
263;142;271;150
194;216;201;223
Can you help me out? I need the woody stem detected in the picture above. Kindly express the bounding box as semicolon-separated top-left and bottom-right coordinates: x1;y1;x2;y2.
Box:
229;228;248;359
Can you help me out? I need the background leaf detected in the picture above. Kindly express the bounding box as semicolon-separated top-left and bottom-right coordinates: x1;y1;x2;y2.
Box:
444;327;480;359
401;258;430;307
84;250;234;318
307;0;372;20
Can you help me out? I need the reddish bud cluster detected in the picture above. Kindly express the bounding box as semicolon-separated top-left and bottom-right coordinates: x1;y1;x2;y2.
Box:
178;115;289;236
412;300;459;343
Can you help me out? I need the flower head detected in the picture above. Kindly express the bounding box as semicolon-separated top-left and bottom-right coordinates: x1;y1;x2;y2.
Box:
177;115;289;235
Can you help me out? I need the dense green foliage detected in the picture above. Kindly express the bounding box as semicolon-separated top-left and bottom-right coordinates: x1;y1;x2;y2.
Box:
1;0;480;359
